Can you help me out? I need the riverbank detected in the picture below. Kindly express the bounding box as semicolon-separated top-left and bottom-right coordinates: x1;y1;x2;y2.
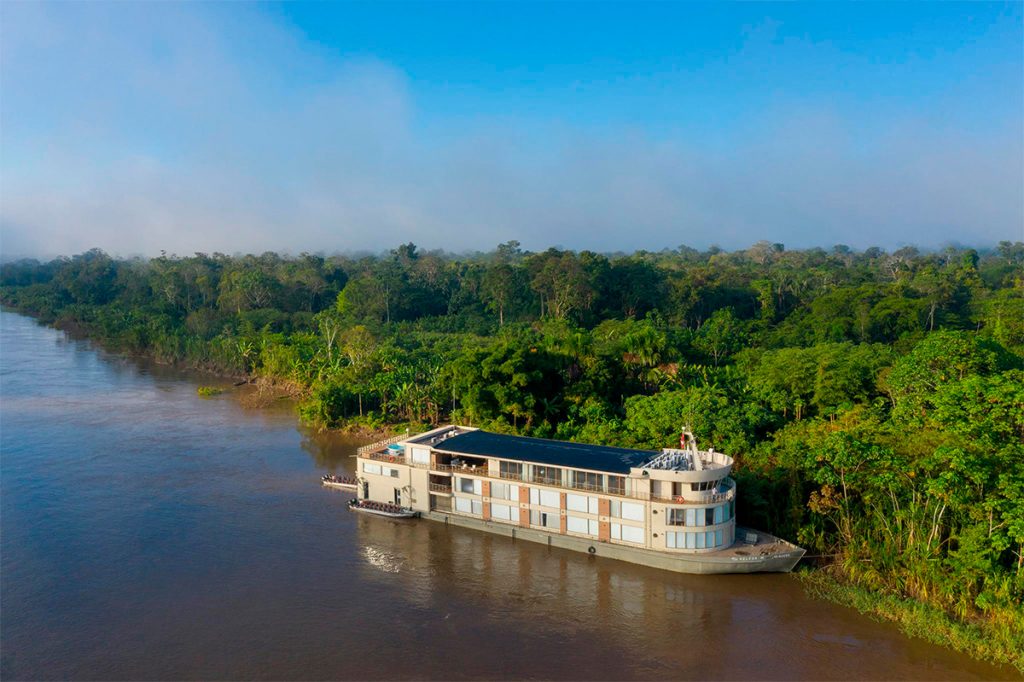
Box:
798;570;1024;675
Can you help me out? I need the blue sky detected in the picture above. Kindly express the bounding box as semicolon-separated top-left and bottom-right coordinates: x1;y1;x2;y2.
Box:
1;2;1021;257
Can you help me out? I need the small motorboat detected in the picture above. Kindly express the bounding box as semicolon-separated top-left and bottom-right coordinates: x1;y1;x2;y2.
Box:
321;473;358;491
348;498;418;519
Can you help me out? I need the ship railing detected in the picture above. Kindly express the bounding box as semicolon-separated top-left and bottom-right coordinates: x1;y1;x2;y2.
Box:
365;451;406;464
357;433;408;455
429;482;453;494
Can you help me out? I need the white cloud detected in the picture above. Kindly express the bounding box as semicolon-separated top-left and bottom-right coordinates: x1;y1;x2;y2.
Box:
1;3;1021;259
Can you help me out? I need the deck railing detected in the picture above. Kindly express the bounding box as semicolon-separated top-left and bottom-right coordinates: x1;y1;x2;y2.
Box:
357;433;408;455
429;482;453;494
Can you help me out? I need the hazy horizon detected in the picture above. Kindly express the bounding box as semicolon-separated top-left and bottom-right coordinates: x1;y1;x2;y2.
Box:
2;2;1022;259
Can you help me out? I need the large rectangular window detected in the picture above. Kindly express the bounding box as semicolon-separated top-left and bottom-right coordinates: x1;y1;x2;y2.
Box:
491;482;509;500
611;523;644;544
566;493;589;513
455;497;472;514
410;447;430;465
566;515;594;536
459;478;482;495
609;500;621;518
499;461;523;480
621;502;644;522
607;476;625;496
491;503;513;521
539;490;560;508
532;466;562;486
667;509;685;526
363;462;382;475
572;470;602;491
529;510;560;529
382;467;400;478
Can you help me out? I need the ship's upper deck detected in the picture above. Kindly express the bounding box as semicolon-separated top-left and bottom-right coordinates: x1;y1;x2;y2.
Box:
432;429;654;474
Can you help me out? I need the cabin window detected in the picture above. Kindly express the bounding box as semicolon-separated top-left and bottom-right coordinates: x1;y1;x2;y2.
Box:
705;508;715;526
572;470;602;491
609;500;621;518
410;447;430;465
491;482;509;500
459;478;482;495
607;476;625;495
363;462;382;475
714;506;724;524
667;509;685;526
533;466;562;486
612;524;644;544
539;489;560;508
529;511;559;529
566;515;595;536
622;501;644;522
491;503;513;521
566;493;589;513
499;461;522;480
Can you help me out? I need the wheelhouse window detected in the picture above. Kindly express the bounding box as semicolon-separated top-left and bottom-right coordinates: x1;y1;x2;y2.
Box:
532;465;562;486
690;479;722;492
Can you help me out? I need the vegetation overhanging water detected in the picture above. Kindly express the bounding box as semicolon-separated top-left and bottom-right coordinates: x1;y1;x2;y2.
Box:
2;241;1022;672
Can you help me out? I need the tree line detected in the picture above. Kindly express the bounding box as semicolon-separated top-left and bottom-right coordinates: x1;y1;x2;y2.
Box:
2;240;1022;667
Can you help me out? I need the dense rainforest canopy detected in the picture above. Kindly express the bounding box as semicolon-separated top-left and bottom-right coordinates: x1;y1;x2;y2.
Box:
3;240;1023;665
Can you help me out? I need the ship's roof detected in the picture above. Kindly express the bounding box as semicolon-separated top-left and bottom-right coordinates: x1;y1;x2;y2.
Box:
433;429;654;474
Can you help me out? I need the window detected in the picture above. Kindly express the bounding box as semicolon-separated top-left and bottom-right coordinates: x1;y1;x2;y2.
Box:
533;466;562;486
714;505;724;525
572;470;602;491
566;493;589;513
705;508;715;526
611;523;643;544
459;478;482;495
491;503;513;521
609;500;621;518
529;510;559;529
410;447;430;465
363;462;382;475
621;502;644;522
667;509;685;526
607;476;625;495
539;490;560;508
691;479;722;492
472;500;483;515
455;497;472;514
491;482;509;500
566;515;594;535
666;532;683;548
499;461;522;480
381;466;400;478
715;529;723;547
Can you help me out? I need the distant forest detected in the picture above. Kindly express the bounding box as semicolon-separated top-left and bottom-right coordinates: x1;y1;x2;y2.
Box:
2;241;1022;667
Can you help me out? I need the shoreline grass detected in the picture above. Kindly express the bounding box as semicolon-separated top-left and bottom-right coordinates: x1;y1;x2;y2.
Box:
798;569;1024;676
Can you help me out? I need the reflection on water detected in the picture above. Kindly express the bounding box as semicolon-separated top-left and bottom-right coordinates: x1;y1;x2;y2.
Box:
0;310;1015;681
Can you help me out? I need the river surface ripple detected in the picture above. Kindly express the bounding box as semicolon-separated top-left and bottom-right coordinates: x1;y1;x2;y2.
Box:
0;310;1015;681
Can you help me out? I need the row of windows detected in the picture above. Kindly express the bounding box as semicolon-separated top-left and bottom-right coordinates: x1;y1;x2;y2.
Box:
666;501;734;527
363;462;400;478
496;461;625;495
665;529;729;550
690;479;723;492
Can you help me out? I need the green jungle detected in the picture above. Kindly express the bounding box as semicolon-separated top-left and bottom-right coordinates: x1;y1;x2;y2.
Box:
3;241;1022;671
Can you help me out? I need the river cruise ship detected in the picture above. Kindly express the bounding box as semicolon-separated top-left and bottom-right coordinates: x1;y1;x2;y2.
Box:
352;425;804;574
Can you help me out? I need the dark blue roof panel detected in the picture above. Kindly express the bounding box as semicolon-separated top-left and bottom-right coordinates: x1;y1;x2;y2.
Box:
435;430;654;474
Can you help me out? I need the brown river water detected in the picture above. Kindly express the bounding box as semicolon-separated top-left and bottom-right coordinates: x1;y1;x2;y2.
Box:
0;310;1016;680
